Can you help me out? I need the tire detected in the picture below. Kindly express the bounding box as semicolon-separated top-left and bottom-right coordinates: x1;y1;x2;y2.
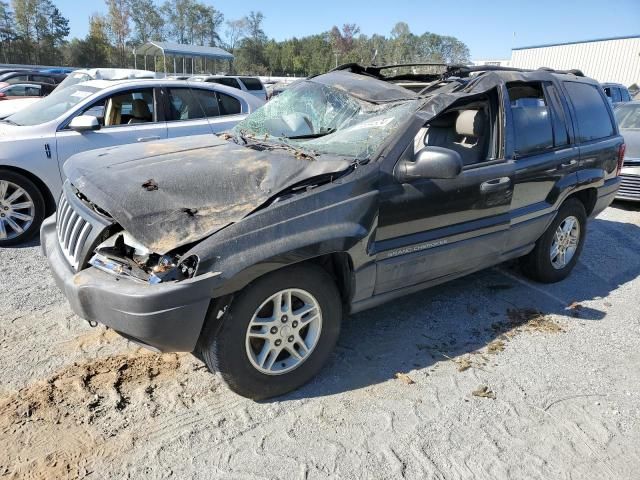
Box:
520;198;587;283
200;264;342;400
0;170;46;247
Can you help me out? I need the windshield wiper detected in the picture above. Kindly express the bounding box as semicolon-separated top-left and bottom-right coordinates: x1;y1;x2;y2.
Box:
0;118;19;125
286;128;336;140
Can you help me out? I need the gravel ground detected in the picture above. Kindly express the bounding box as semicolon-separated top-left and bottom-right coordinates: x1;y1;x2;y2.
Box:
1;202;639;480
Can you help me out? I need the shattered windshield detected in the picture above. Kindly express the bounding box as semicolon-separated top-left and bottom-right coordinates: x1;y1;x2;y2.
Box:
233;80;420;159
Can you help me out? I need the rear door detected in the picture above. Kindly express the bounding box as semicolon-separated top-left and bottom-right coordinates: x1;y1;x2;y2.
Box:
55;87;168;166
561;81;620;180
506;81;580;252
164;86;246;138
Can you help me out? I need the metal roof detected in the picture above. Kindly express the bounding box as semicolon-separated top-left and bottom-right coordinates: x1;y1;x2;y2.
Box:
134;41;233;60
513;35;640;51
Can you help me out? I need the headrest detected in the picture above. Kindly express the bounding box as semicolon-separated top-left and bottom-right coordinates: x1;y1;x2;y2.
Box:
429;110;458;128
131;99;151;119
455;109;485;137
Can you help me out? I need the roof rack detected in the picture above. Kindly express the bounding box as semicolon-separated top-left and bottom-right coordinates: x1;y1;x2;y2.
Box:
446;65;585;78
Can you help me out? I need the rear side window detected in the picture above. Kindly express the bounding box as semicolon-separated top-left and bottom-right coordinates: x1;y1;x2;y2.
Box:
239;77;263;91
6;75;28;84
167;88;220;120
507;82;554;156
620;88;631;102
217;92;241;115
564;82;615;142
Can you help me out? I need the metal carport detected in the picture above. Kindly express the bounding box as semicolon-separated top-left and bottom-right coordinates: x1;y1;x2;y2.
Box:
133;41;234;75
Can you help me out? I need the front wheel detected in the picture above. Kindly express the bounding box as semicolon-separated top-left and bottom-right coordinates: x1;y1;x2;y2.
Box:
0;170;46;247
520;198;587;283
200;264;342;400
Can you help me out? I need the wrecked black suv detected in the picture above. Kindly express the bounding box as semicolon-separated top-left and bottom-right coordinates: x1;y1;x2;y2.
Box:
42;64;623;399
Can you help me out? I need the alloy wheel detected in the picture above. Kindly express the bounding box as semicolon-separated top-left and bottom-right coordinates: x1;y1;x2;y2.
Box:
245;288;323;375
0;180;35;241
550;215;580;269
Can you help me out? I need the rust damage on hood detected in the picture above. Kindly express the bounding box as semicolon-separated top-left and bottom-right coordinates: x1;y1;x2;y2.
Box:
64;134;353;254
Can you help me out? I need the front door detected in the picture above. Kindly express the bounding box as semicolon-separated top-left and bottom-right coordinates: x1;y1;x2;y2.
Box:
374;99;515;295
55;87;167;170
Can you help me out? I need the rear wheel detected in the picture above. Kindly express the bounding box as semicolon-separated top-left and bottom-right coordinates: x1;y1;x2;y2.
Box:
520;198;587;283
0;170;45;247
200;264;342;400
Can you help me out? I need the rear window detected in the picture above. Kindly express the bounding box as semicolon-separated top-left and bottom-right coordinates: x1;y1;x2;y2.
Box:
564;82;615;142
239;77;263;91
209;77;241;89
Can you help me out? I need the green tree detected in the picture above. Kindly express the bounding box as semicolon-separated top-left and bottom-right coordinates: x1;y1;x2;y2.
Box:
105;0;131;66
128;0;164;43
64;14;113;67
0;1;15;62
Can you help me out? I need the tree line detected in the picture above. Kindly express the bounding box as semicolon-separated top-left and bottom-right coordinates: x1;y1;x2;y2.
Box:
0;0;471;76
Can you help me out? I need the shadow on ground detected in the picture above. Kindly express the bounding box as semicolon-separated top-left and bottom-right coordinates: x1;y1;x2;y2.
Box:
279;215;640;400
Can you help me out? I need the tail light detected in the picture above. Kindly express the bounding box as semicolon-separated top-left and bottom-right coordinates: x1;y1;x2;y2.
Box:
617;144;626;176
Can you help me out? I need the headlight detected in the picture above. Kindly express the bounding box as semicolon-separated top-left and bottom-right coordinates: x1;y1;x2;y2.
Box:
89;231;199;284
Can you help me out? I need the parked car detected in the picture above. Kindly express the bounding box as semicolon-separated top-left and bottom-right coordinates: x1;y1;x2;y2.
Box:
0;79;264;245
0;98;40;119
0;70;66;85
191;75;267;101
39;68;75;75
55;68;156;91
41;64;623;399
614;101;640;201
602;82;632;105
0;82;55;100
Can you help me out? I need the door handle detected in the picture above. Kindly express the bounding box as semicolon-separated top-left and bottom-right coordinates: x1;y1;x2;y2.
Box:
480;177;511;193
560;159;577;168
137;136;161;142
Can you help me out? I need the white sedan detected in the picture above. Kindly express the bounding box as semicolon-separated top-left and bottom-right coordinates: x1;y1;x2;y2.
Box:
0;79;264;245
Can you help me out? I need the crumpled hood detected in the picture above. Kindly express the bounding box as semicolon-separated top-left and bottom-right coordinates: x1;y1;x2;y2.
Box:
64;135;352;254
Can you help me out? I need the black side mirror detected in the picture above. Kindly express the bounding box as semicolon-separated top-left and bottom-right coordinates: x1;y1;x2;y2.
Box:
394;146;463;183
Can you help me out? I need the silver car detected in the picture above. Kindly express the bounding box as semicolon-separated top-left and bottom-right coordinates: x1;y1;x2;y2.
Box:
614;101;640;202
0;79;264;245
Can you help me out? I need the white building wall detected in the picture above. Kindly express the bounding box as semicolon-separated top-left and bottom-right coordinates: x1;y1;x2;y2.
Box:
510;36;640;87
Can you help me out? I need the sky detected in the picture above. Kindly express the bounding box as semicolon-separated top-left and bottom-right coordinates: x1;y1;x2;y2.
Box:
54;0;640;59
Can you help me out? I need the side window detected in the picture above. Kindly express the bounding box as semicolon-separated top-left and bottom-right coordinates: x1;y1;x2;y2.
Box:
209;77;241;89
32;75;55;84
543;84;569;147
620;88;631;102
24;85;41;96
239;77;263;91
167;88;220;120
611;87;622;103
507;82;554;156
564;82;615;142
216;92;242;115
79;89;155;127
6;75;28;84
419;92;497;166
6;85;26;95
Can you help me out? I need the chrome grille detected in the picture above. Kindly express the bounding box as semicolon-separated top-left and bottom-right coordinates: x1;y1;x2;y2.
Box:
56;194;93;270
619;174;640;200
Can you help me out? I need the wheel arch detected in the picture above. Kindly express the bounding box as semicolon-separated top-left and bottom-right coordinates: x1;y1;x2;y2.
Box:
0;165;56;217
565;187;598;217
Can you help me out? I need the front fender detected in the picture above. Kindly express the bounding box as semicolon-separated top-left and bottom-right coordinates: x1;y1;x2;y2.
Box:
188;168;379;296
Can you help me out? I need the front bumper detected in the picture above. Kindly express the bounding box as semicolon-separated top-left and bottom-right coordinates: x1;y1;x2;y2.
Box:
616;165;640;202
41;216;222;352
